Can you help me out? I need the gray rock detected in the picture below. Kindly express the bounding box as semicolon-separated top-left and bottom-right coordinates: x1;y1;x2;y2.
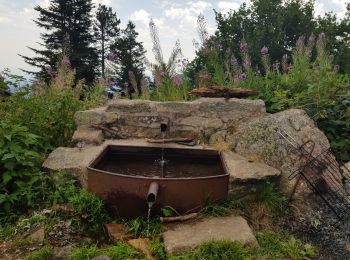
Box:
42;146;104;187
74;106;117;127
227;109;331;194
53;245;73;259
223;151;281;181
162;215;257;255
23;224;45;244
72;127;104;145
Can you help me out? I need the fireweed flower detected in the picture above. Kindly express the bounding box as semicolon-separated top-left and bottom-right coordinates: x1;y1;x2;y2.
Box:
319;32;326;40
296;36;305;48
159;70;167;77
107;52;118;61
230;56;238;66
192;39;200;50
234;72;246;83
198;70;209;79
282;54;289;72
173;74;183;86
61;57;71;66
260;46;269;55
243;56;251;69
45;66;56;77
273;61;280;71
240;41;248;53
124;82;129;88
308;33;316;44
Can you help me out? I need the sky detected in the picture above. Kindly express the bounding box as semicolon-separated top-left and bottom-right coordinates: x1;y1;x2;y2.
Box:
0;0;348;78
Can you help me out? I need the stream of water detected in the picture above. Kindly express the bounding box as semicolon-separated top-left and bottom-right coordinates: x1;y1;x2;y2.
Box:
146;202;153;236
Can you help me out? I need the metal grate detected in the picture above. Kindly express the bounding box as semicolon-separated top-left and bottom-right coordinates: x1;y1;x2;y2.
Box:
277;130;350;221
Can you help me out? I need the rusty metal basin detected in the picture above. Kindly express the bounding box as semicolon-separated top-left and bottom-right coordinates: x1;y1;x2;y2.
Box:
87;145;229;218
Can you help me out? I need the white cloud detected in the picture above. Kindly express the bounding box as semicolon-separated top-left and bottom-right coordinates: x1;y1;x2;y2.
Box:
130;9;151;25
164;1;212;27
217;1;240;14
92;0;112;6
0;16;11;23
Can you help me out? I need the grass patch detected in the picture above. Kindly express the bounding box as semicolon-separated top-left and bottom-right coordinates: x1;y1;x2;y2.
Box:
25;246;53;260
256;182;290;218
151;236;167;260
200;196;243;217
69;242;141;260
13;239;31;247
126;217;161;237
170;232;317;260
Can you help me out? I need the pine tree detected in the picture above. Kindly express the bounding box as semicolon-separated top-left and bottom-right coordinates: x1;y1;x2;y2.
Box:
93;4;120;78
20;0;97;83
111;21;146;98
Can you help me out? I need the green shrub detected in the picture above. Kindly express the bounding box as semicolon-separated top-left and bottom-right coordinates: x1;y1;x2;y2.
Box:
0;121;51;223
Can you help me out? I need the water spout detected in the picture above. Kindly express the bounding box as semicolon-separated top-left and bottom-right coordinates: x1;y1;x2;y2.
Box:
147;182;159;206
146;182;159;236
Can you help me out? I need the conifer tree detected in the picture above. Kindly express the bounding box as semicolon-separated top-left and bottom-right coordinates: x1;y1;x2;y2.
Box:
111;21;146;97
93;4;120;78
21;0;97;83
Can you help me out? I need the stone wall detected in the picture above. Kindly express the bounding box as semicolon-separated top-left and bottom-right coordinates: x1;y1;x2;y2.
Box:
74;98;267;142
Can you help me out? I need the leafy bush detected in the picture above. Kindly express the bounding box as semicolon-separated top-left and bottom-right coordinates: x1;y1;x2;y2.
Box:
0;121;50;223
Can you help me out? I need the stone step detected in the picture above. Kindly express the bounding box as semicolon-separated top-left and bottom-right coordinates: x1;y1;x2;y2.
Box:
162;215;257;255
221;151;281;196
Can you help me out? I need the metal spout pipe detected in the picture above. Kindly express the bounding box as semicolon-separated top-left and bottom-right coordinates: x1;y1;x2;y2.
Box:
147;182;159;205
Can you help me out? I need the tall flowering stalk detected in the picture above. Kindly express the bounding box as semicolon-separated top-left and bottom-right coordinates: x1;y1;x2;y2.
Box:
240;40;251;71
261;46;270;74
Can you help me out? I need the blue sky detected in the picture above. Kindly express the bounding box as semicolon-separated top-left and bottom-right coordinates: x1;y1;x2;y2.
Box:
0;0;348;77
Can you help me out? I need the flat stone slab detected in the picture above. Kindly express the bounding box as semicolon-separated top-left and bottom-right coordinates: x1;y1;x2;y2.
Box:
162;215;257;255
222;151;281;182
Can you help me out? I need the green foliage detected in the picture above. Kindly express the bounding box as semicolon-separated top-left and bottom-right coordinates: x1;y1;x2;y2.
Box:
21;0;97;82
111;21;146;97
150;76;191;101
151;236;167;260
25;246;53;260
69;243;141;260
68;188;109;227
93;4;121;77
126;217;161;237
256;182;289;218
256;231;317;259
13;239;31;247
105;242;141;260
200;196;243;217
171;232;317;260
0;121;50;223
69;245;101;260
0;85;99;149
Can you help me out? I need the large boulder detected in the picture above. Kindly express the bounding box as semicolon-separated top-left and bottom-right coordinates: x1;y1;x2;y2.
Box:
226;109;331;194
